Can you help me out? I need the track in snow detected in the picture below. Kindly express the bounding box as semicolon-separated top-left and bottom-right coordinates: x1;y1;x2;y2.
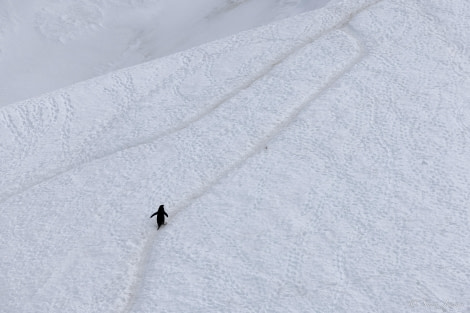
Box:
3;0;470;311
0;0;379;206
121;8;377;313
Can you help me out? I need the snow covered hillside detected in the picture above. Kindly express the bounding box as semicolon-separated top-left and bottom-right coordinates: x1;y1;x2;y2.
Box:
1;0;469;312
0;0;328;106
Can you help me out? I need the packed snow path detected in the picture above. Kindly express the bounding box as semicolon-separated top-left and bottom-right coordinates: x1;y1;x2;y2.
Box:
1;0;470;312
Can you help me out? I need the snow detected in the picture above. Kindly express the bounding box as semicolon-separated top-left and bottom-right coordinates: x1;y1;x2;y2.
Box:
1;0;470;312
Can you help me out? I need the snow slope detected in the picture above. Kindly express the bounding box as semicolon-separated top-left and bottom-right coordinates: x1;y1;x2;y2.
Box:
1;0;470;312
0;0;329;106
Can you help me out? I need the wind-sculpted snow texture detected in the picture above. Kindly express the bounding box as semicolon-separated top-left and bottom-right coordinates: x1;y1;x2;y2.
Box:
1;0;470;312
0;0;329;106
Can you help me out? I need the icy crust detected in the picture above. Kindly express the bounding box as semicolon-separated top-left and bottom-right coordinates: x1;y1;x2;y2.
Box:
2;0;470;312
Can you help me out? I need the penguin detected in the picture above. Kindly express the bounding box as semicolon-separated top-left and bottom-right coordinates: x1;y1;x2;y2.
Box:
150;204;168;229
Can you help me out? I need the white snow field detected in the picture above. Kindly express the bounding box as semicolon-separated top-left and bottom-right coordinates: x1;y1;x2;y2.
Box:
1;0;470;312
0;0;329;106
